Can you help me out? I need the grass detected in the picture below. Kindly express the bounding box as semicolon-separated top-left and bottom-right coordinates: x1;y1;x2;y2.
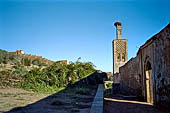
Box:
0;103;17;108
0;92;14;97
14;83;66;94
16;98;25;100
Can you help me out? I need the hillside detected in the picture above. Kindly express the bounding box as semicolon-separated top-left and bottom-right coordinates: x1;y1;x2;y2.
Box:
0;49;96;92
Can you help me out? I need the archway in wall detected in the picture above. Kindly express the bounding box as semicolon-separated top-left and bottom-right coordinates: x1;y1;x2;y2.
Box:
145;60;154;104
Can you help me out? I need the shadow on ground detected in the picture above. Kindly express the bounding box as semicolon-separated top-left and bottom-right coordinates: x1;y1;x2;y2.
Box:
103;94;170;113
103;83;170;113
3;72;107;113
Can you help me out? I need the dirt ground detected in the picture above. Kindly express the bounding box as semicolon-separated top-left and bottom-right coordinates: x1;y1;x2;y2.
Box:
103;95;170;113
0;87;96;113
0;88;51;113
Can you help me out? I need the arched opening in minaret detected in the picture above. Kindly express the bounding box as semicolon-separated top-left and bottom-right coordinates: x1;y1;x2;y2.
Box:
117;53;121;62
122;53;125;62
145;59;154;104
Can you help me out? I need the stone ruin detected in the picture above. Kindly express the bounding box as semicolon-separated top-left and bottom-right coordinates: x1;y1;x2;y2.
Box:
112;23;170;108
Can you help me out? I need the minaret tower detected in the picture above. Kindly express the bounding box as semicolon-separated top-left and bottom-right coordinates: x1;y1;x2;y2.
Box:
115;22;122;39
113;22;128;74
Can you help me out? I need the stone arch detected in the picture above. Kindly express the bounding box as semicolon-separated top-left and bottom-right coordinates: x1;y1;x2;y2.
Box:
122;53;125;62
117;53;121;62
144;56;154;104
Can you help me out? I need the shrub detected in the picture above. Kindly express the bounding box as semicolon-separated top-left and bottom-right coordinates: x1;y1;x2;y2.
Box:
3;55;9;64
23;58;31;66
17;59;96;92
13;65;28;77
0;69;22;87
32;58;41;66
0;51;96;93
0;49;22;64
32;58;47;67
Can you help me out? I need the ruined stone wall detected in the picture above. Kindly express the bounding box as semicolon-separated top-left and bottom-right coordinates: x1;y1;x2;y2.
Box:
8;50;54;65
139;39;155;101
21;54;54;65
138;24;170;104
9;50;24;55
56;60;69;65
117;24;170;106
151;25;170;104
119;55;143;96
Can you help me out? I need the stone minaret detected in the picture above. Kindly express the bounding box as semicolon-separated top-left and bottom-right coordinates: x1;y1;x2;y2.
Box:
113;22;128;74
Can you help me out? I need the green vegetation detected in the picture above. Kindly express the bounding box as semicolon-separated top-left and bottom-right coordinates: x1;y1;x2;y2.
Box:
106;82;113;89
0;49;96;93
104;81;113;95
16;61;95;93
0;50;21;64
22;57;31;66
32;58;47;67
0;49;48;67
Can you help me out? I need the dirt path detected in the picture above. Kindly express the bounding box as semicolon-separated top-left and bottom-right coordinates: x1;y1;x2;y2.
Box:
0;88;51;113
103;97;170;113
0;87;96;113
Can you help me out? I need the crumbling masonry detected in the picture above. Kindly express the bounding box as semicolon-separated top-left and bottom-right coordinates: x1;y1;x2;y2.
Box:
113;23;170;107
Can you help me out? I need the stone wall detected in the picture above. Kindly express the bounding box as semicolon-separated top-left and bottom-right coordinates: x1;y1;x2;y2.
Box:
56;60;69;65
151;24;170;105
9;50;24;55
90;84;104;113
119;56;142;96
115;23;170;106
21;54;54;65
8;50;54;65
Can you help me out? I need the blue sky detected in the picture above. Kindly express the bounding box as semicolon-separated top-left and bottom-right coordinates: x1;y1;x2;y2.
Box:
0;0;170;72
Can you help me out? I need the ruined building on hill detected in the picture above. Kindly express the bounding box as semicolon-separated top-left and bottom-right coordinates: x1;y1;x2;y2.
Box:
9;50;54;65
113;22;170;107
8;50;70;66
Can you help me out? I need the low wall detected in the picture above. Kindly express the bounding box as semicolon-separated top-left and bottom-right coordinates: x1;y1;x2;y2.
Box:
90;84;104;113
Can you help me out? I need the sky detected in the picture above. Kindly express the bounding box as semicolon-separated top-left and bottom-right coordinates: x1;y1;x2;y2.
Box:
0;0;170;72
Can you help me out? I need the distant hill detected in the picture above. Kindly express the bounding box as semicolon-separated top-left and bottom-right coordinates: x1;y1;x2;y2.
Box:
0;49;96;93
